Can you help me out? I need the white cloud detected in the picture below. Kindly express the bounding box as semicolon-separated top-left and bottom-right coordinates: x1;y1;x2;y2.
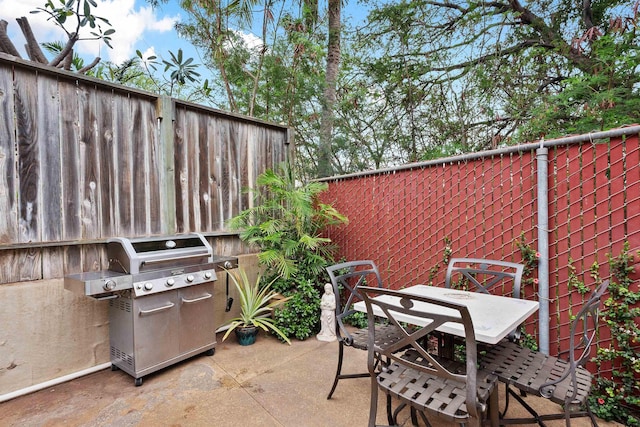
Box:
0;0;180;65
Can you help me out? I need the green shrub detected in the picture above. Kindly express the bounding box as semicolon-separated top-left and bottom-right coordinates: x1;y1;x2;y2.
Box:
272;278;321;340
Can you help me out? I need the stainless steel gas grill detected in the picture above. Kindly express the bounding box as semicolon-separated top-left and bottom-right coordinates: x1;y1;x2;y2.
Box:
64;233;237;386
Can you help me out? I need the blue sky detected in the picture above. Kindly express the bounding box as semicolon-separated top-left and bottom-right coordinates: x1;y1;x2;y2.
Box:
0;0;368;73
1;0;185;65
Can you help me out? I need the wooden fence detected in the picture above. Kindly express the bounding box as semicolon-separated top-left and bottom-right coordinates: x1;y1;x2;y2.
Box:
0;53;291;284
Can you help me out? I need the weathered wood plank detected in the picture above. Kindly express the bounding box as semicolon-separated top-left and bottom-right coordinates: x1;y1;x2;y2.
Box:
208;116;222;230
42;246;65;279
0;248;42;282
115;94;132;236
186;110;200;231
198;113;210;231
37;74;63;242
78;83;102;271
0;62;18;243
131;99;148;235
227;121;239;221
15;71;40;243
174;107;187;233
78;82;100;239
97;89;115;238
59;78;81;240
144;101;161;235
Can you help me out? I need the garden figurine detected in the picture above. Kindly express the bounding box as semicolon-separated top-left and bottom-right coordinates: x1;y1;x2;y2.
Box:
316;283;337;342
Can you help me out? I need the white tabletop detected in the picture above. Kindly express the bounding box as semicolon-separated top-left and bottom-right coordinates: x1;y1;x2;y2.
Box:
353;285;539;345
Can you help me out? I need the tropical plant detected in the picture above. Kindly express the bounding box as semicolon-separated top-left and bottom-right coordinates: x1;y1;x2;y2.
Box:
229;162;347;280
221;268;291;345
228;162;348;339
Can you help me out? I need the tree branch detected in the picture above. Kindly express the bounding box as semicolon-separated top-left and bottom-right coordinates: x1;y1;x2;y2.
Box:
0;19;22;57
78;56;101;74
49;32;79;67
16;17;48;63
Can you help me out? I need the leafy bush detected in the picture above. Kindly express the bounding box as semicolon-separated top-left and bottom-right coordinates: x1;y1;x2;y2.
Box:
272;277;321;340
229;162;348;340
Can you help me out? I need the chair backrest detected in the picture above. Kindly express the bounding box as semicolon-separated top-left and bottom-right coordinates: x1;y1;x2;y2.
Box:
326;260;383;342
445;258;524;299
540;280;609;401
360;286;484;420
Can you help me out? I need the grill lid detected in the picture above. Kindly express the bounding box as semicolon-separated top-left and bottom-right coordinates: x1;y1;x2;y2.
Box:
108;233;213;275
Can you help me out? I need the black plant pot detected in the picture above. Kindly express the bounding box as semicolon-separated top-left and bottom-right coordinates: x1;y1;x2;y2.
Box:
235;325;259;346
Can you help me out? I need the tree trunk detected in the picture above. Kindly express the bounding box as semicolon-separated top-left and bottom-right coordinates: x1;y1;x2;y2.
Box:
317;0;340;178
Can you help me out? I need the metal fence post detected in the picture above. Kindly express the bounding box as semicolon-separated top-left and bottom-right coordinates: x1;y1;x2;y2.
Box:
536;144;550;355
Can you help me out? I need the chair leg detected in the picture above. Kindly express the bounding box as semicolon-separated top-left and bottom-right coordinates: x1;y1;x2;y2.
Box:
327;341;344;399
499;385;547;426
387;394;397;425
410;407;418;425
368;374;379;427
500;383;511;419
327;341;371;399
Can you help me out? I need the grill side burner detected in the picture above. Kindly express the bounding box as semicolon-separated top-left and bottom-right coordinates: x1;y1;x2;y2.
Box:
64;233;238;386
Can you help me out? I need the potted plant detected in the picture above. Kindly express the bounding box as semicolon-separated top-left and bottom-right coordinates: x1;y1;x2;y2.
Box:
221;268;292;346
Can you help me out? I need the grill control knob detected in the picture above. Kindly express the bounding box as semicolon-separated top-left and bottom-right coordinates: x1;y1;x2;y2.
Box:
144;282;154;291
166;278;175;287
103;280;116;291
203;271;212;280
186;275;195;283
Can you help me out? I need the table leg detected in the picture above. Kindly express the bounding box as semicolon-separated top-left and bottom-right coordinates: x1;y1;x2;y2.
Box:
439;334;455;360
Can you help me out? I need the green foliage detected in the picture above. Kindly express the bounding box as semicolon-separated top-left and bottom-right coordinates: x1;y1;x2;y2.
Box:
33;0;114;47
229;162;348;280
343;309;368;329
519;31;640;141
229;162;348;339
221;268;291;344
272;278;321;340
515;232;540;288
518;329;539;352
590;242;640;425
134;48;208;98
567;260;595;295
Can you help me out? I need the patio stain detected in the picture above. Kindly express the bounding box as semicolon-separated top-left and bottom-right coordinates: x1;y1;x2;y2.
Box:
241;381;265;393
219;375;239;389
176;363;218;391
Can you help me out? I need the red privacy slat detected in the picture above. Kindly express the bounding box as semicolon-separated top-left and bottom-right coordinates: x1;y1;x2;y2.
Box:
321;135;639;378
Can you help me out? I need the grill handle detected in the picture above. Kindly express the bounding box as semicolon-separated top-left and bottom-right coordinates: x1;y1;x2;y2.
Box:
139;302;175;316
181;293;212;304
95;294;119;301
140;251;210;267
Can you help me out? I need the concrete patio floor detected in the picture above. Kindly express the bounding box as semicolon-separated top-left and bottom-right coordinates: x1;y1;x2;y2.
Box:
1;331;623;427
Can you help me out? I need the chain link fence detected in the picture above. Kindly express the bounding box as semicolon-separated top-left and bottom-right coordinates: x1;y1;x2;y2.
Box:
320;129;640;373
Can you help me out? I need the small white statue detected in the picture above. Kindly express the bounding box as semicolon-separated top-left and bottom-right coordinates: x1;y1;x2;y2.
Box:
316;283;337;342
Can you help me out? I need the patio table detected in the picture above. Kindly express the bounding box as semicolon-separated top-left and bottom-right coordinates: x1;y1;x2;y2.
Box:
353;284;539;345
353;284;539;427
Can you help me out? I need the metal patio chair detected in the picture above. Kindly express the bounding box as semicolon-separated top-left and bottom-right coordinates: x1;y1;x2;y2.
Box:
480;280;609;426
445;258;524;300
325;260;406;400
438;258;525;357
360;286;498;427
